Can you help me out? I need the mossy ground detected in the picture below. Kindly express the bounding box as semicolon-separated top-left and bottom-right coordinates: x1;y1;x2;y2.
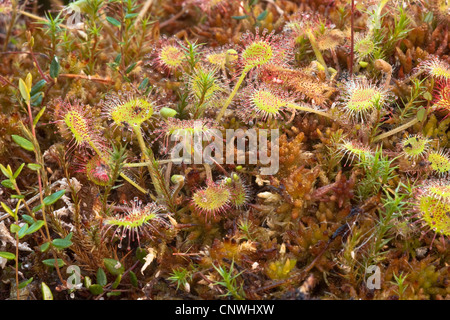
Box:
0;0;449;300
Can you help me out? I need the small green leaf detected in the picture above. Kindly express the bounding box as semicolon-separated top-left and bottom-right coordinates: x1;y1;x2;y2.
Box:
10;224;20;233
11;135;34;152
124;13;138;19
13;163;25;179
65;232;73;241
232;15;249;20
26;220;45;235
256;10;268;21
19;78;30;102
126;62;137;74
89;284;104;295
31;92;44;107
96;268;107;286
19;277;33;289
417;107;426;122
423;91;433;101
30;79;47;96
43;258;65;268
106;291;121;297
106;16;121;27
138;78;149;91
22;214;35;225
33;107;46;126
111;274;122;289
43;190;65;206
32;203;43;213
84;276;92;289
25;73;32;92
129;271;138;288
18;223;29;239
114;53;122;64
0;251;15;260
0;164;12;178
27;163;42;171
41;282;53;300
50;56;60;79
52;238;73;249
40;242;50;253
1;202;16;219
11;194;24;200
1;179;14;189
103;258;125;276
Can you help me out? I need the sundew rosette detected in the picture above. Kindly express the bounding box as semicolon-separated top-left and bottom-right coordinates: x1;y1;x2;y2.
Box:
418;55;450;81
401;135;429;160
339;78;391;122
353;33;377;61
54;98;105;153
191;180;232;221
427;149;450;176
338;139;373;165
222;173;250;209
423;179;450;203
239;27;292;72
215;28;293;122
82;154;112;186
102;91;155;129
239;83;292;123
148;36;185;75
432;80;450;115
415;193;450;238
102;90;166;196
103;198;168;249
316;29;344;52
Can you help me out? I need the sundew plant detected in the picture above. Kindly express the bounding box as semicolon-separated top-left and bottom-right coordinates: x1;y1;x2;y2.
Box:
0;0;449;302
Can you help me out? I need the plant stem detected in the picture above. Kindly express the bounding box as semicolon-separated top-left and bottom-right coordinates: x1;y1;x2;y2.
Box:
372;118;419;142
15;231;20;300
123;159;176;167
350;0;354;77
25;100;65;286
306;31;329;78
215;68;249;122
133;126;163;196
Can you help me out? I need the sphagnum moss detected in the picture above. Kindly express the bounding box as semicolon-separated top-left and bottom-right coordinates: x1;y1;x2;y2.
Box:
2;0;450;301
